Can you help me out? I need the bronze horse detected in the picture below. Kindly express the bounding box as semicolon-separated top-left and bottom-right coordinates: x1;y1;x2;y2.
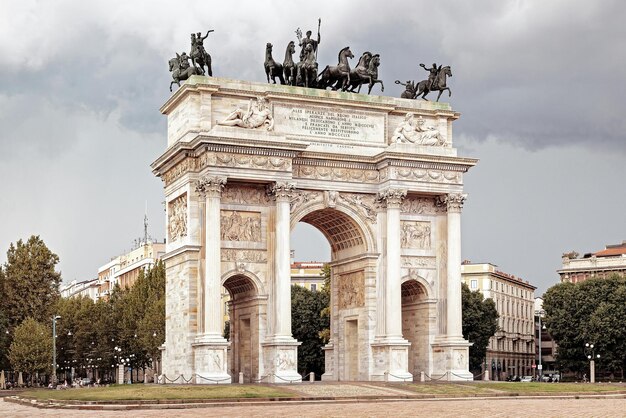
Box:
347;52;384;94
317;46;354;91
283;41;297;86
264;43;285;84
169;53;198;92
414;66;452;101
297;43;318;88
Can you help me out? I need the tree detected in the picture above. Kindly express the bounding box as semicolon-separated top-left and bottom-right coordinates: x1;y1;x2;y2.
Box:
461;283;499;373
0;236;62;330
291;285;330;378
318;264;331;344
543;275;626;378
8;318;52;384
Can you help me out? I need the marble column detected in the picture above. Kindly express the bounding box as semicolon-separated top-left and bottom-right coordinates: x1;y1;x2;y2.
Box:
192;175;231;384
431;193;472;381
371;188;412;382
379;188;407;340
262;182;301;383
440;193;466;339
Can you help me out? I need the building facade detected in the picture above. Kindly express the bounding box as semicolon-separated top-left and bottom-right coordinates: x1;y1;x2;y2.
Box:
461;262;536;380
96;240;166;300
60;278;99;300
290;261;326;291
558;241;626;283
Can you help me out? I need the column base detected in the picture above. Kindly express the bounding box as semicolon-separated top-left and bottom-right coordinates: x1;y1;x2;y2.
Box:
431;336;473;381
321;342;335;381
370;338;413;382
262;337;302;383
192;337;231;384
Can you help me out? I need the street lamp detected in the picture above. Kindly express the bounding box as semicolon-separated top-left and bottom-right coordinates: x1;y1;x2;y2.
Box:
52;315;61;386
535;310;545;381
585;343;600;383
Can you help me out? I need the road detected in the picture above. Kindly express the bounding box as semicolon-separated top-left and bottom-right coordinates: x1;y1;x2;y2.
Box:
2;397;625;417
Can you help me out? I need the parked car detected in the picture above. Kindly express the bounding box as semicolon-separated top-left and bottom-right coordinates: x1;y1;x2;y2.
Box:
80;378;93;386
520;376;533;382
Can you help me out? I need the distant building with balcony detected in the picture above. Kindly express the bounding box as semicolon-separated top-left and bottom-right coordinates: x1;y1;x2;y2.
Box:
60;278;99;300
461;262;536;380
290;261;326;292
96;240;166;300
558;241;626;283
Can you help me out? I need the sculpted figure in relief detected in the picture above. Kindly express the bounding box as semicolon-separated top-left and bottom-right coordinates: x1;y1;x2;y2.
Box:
220;211;261;242
401;221;431;249
218;97;274;131
168;194;188;242
392;113;445;146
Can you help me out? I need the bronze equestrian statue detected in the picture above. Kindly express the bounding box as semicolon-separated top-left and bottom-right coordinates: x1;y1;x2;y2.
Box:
190;30;214;76
169;52;198;91
264;43;285;84
346;52;384;94
414;65;452;101
283;41;297;86
317;46;354;91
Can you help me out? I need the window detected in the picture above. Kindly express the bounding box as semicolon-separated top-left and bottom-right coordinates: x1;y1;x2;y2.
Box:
311;283;317;292
470;280;478;290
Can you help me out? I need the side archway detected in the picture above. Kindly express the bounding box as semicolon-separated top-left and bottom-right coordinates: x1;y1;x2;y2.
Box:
401;274;435;377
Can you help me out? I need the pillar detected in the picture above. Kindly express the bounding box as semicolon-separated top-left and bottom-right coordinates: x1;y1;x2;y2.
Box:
191;175;231;384
262;182;301;383
371;188;412;382
431;193;473;381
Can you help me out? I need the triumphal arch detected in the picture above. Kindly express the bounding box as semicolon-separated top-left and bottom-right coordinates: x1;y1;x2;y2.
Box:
152;75;477;383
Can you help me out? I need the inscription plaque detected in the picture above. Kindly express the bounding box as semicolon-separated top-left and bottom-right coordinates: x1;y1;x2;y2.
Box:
273;103;385;143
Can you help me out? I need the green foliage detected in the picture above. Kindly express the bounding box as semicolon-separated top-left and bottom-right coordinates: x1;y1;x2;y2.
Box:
291;285;330;377
543;275;626;377
461;283;499;372
8;318;53;379
1;236;61;330
318;264;331;343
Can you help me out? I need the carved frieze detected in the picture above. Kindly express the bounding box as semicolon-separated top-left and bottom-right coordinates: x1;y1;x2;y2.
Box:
221;249;267;263
220;210;262;242
293;165;379;183
221;184;272;206
197;152;290;171
401;196;440;215
276;349;296;371
401;221;431;249
338;193;379;223
168;194;188;242
337;271;365;310
163;158;196;186
401;256;437;269
395;168;461;184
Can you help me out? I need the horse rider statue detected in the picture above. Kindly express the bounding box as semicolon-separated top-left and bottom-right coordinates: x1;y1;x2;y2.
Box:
191;30;214;76
420;62;440;90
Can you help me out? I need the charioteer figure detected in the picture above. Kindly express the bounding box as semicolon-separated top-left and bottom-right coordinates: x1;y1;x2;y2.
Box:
296;19;321;61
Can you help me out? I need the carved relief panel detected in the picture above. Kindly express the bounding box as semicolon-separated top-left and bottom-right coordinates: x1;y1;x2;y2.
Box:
337;271;365;310
221;184;272;206
168;193;188;242
400;221;431;249
220;211;262;242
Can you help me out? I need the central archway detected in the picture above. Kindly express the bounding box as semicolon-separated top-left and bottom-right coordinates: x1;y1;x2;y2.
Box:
291;204;376;381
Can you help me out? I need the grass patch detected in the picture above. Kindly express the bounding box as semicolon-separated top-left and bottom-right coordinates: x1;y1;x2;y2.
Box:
472;382;625;394
21;384;296;401
400;383;497;395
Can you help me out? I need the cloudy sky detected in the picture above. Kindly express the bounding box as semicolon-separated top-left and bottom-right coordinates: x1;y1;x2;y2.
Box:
0;0;624;295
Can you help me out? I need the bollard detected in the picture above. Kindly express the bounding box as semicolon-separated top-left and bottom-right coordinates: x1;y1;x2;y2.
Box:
309;372;315;382
239;372;244;384
420;371;425;382
384;371;389;382
484;369;490;381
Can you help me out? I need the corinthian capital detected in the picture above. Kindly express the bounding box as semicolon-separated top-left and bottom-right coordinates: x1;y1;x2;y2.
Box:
195;175;227;198
377;188;407;209
267;181;296;202
436;193;466;212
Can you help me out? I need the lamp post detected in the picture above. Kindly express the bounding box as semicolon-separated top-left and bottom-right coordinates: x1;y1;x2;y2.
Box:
535;309;545;382
52;315;61;386
585;343;600;383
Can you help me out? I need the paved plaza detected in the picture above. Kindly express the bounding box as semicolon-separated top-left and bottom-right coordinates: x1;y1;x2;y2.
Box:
2;396;625;417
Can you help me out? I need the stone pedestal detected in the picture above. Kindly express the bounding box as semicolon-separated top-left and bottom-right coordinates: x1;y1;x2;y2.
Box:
321;342;335;381
371;342;413;381
431;337;473;381
262;340;302;383
192;339;231;384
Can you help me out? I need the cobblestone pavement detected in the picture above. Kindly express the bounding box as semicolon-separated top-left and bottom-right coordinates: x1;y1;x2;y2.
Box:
289;382;418;397
2;397;626;417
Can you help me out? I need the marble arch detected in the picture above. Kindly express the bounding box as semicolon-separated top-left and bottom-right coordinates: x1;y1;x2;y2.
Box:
152;76;477;383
